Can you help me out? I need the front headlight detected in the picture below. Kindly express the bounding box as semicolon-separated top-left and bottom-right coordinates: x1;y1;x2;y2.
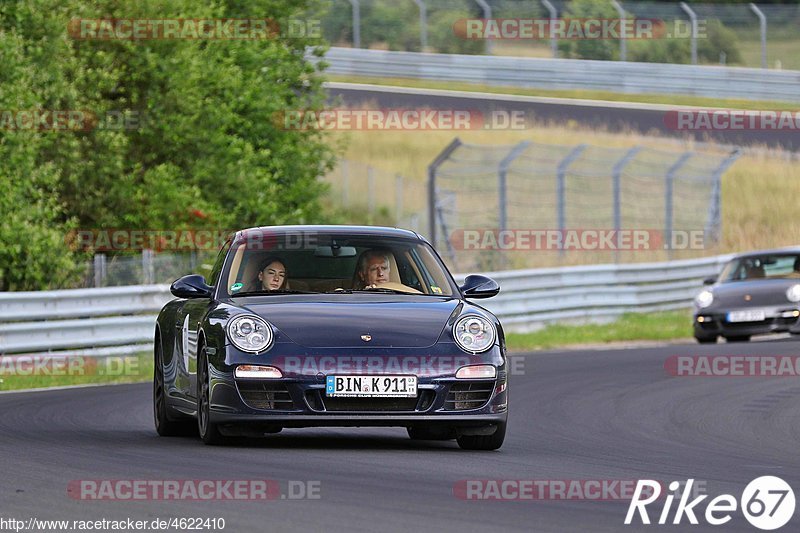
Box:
227;315;273;353
694;290;714;309
453;315;496;353
787;284;800;303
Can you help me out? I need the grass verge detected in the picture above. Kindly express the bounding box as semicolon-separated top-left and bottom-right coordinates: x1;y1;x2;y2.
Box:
326;74;798;111
505;311;693;352
0;352;152;392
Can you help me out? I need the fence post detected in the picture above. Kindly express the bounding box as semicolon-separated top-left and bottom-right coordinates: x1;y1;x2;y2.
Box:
664;152;692;259
705;149;741;244
475;0;493;54
93;254;107;287
341;159;349;207
749;3;767;69
367;165;375;220
395;174;404;225
142;249;155;285
348;0;361;48
412;0;428;51
679;2;698;65
556;144;587;255
610;0;626;61
427;138;462;244
498;141;531;235
541;0;558;58
612;146;642;236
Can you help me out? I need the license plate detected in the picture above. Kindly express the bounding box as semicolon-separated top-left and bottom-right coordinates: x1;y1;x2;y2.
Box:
326;375;417;397
727;309;766;323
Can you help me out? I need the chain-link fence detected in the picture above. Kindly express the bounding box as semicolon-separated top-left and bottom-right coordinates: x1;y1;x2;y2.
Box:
427;139;740;272
81;250;217;288
317;0;800;70
321;159;428;234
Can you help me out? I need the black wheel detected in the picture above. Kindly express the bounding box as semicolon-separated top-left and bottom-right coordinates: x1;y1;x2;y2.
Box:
154;336;195;437
197;343;226;445
725;335;751;343
407;427;456;441
694;335;717;344
456;422;506;451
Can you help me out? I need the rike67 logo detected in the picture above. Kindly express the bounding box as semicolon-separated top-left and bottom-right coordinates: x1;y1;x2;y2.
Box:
625;477;795;530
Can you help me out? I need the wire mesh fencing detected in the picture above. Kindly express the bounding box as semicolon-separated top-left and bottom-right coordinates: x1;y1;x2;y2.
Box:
427;139;740;272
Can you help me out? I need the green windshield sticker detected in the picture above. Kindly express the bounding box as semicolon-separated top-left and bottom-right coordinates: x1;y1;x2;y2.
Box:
431;286;442;294
230;282;243;292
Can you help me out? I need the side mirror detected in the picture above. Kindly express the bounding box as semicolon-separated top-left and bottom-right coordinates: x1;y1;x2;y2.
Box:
171;274;213;299
703;276;717;286
460;274;500;299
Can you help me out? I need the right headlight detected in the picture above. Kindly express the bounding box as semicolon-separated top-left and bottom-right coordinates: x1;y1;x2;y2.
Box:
786;284;800;303
694;290;714;309
453;315;496;353
226;315;274;353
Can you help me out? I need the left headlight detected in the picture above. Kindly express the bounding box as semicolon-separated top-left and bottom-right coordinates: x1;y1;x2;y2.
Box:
787;284;800;303
694;290;714;309
227;315;274;353
453;315;497;353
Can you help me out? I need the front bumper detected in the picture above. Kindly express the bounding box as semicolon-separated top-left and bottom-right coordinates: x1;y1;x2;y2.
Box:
693;306;800;338
208;363;508;430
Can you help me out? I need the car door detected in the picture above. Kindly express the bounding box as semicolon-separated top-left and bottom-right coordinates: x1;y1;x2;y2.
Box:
176;238;231;400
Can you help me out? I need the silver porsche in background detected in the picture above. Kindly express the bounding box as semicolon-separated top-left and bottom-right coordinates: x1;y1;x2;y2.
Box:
693;248;800;343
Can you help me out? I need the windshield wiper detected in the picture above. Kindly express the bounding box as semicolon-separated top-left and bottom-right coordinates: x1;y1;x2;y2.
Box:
232;290;318;296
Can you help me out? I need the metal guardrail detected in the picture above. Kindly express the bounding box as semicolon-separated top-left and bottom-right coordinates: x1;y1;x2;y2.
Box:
0;254;735;355
318;47;800;103
0;285;171;357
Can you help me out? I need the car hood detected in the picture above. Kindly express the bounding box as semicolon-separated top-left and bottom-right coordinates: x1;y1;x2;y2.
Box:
231;295;462;348
709;279;800;307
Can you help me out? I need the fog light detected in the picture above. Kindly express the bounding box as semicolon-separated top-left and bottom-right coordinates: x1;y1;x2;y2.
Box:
234;365;282;379
456;365;496;379
697;316;706;323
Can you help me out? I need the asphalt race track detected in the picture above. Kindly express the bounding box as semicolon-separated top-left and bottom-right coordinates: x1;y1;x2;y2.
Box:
3;340;800;532
328;83;799;152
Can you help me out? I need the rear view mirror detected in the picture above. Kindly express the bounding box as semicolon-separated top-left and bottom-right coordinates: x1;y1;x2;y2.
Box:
314;245;357;257
171;274;213;298
460;275;500;299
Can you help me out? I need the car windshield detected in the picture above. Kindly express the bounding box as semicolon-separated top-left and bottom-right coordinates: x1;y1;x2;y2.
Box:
719;254;800;282
221;231;456;297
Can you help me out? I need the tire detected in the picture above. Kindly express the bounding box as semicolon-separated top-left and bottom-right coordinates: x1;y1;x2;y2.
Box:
725;335;751;343
154;337;196;437
197;343;227;445
694;335;717;344
456;422;506;451
407;427;456;441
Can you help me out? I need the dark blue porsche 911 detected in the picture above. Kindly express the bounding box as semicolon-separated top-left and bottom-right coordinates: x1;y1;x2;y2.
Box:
154;225;508;449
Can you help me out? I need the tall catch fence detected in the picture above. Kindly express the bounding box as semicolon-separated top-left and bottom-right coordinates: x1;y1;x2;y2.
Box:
427;139;740;272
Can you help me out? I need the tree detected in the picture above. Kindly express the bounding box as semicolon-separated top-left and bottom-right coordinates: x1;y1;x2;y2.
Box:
0;0;336;290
